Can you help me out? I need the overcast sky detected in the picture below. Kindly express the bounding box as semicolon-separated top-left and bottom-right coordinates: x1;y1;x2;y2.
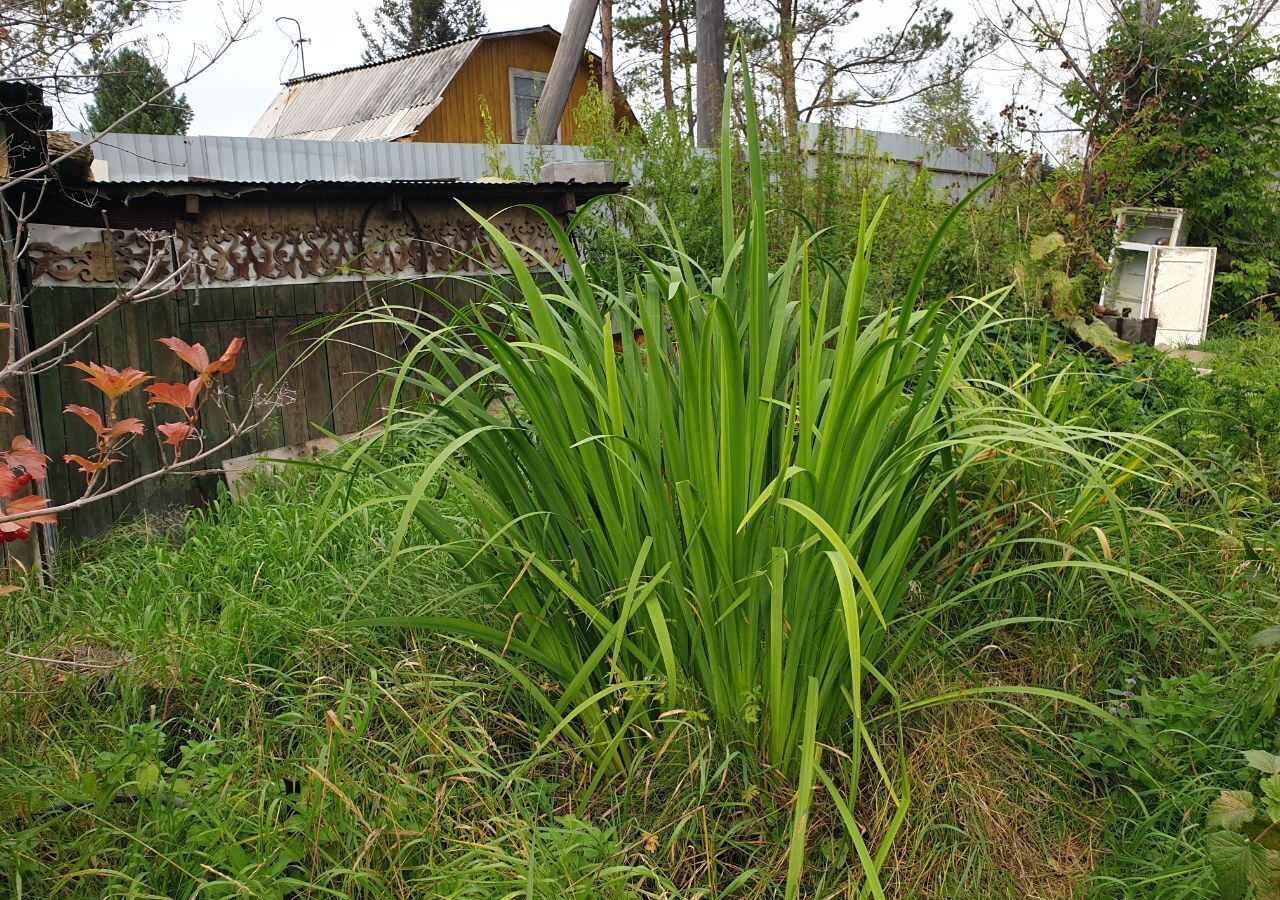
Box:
54;0;1026;138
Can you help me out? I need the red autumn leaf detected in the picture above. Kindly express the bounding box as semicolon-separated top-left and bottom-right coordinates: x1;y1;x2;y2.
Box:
0;493;58;540
5;493;56;523
0;523;29;542
157;422;195;460
145;380;201;412
157;337;211;374
204;337;245;377
68;361;151;399
157;421;195;445
0;465;20;501
104;418;145;440
0;435;49;483
65;404;104;434
0;385;13;416
64;454;119;479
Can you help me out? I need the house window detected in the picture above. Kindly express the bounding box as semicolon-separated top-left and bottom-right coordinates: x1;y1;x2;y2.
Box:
510;68;552;143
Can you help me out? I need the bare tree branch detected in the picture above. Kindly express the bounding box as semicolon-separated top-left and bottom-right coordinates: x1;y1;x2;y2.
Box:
1;1;256;194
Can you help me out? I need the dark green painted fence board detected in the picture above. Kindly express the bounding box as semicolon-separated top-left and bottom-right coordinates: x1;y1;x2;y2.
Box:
30;274;489;541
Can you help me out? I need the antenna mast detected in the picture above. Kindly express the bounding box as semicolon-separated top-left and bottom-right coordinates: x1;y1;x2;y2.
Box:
275;17;311;78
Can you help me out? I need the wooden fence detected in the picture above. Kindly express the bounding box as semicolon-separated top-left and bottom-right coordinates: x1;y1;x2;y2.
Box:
31;276;467;540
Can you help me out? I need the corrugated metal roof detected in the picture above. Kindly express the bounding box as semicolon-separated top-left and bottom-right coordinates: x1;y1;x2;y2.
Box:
74;132;599;184
284;26;558;86
248;27;564;142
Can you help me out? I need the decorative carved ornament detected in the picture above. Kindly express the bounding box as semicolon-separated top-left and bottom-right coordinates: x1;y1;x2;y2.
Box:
27;210;562;288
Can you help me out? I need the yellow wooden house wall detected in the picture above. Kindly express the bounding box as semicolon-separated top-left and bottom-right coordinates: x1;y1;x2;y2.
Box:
407;34;633;144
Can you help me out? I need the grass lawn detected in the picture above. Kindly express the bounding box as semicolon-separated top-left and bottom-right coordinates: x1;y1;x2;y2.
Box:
0;322;1277;897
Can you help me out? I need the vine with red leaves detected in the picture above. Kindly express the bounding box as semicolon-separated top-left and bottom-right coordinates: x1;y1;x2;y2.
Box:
0;336;245;569
62;336;245;482
146;337;245;463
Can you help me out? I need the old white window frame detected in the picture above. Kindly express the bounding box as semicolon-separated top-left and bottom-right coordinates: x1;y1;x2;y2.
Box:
509;67;559;144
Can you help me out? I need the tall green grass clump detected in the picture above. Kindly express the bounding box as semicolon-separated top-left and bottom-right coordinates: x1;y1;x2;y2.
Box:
321;55;1192;891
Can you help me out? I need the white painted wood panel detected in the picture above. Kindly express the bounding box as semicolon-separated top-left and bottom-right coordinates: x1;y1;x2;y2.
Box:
1148;246;1216;347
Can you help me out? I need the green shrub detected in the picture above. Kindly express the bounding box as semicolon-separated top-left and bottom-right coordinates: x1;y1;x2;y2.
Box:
320;57;1202;896
1190;325;1280;466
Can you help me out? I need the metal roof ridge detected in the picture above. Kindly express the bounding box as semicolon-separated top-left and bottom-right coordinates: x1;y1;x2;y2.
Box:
281;25;558;86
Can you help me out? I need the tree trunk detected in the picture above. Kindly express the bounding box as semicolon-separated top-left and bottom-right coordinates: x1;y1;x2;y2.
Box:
1119;0;1161;122
600;0;616;103
660;0;675;112
679;15;694;138
1139;0;1161;28
695;0;724;147
778;0;799;139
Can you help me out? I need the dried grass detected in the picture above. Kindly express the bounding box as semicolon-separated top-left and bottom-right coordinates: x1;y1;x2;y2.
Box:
875;655;1104;899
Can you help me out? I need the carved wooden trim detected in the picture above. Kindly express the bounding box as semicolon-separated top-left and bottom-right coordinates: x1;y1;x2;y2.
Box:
28;209;562;288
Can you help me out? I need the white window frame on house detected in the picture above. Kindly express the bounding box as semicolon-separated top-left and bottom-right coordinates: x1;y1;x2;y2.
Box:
509;67;559;144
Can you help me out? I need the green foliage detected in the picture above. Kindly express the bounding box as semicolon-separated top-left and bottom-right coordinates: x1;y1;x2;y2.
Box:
1189;321;1280;465
0;461;678;896
1061;0;1280;311
6;278;1280;898
896;75;983;150
1014;230;1091;319
84;47;192;135
1204;752;1280;900
356;0;487;63
1;0;155;83
12;37;1280;898
319;59;1203;897
610;0;698;121
573;81;1047;316
572;95;723;280
477;97;516;180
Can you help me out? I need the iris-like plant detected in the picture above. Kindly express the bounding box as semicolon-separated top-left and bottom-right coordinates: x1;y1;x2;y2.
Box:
321;55;1199;895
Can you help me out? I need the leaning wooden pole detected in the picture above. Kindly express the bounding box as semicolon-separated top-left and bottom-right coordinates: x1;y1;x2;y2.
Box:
527;0;601;145
695;0;725;148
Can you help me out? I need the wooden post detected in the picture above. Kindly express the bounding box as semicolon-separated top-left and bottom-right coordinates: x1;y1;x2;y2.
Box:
695;0;725;148
527;0;601;146
0;205;53;572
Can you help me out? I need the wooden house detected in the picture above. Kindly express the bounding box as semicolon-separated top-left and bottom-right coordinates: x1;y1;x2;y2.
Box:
250;26;635;145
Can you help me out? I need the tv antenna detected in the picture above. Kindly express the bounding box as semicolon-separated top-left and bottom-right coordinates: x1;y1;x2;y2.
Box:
275;16;311;78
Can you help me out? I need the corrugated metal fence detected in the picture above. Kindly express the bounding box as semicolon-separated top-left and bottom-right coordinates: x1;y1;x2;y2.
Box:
799;123;998;197
78;130;996;194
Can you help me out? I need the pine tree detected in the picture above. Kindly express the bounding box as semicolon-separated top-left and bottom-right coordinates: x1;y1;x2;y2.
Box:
357;0;488;63
84;48;193;135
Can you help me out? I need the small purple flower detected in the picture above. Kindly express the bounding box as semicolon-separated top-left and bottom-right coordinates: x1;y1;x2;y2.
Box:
1126;678;1137;687
1120;702;1130;712
1123;691;1134;699
1109;705;1119;715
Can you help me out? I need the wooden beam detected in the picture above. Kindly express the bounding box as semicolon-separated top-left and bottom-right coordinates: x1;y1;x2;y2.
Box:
527;0;600;146
46;131;93;183
555;190;578;215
